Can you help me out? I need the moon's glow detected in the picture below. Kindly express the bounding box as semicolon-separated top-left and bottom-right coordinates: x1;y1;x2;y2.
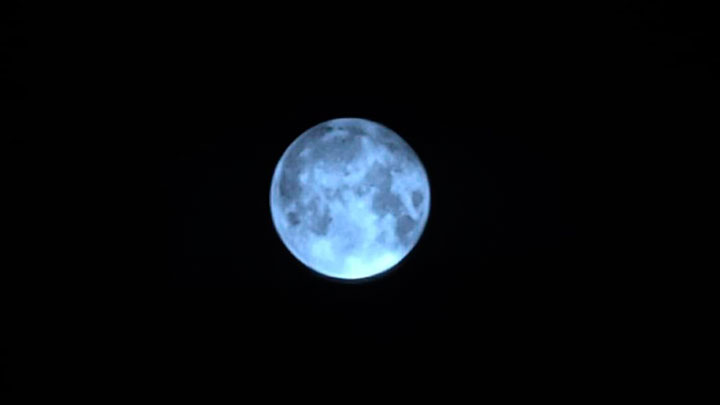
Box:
270;118;430;280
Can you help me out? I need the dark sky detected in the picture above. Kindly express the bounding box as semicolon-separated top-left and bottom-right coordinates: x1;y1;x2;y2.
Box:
6;2;714;394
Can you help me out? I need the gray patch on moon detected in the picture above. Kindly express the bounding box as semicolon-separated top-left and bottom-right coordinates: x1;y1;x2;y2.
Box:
354;184;371;197
412;190;424;208
395;214;417;246
279;171;300;202
342;123;367;137
286;211;301;227
311;134;363;166
308;207;332;236
372;191;404;218
363;162;392;189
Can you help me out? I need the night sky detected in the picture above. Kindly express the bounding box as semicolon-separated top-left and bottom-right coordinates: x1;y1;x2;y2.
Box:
5;2;713;394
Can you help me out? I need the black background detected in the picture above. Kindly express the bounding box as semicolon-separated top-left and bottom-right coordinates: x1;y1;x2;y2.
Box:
5;2;715;394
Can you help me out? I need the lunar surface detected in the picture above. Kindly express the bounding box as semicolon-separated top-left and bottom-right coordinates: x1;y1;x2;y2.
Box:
270;118;430;280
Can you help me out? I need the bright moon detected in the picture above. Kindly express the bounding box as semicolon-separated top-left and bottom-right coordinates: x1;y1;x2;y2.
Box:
270;118;430;280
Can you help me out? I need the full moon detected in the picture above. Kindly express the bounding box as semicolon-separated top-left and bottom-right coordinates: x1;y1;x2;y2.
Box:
270;118;430;280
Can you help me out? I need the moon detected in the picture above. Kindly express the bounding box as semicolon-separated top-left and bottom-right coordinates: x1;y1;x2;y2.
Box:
269;118;430;280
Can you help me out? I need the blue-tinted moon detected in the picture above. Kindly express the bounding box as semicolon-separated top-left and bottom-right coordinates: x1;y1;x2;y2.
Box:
270;118;430;280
